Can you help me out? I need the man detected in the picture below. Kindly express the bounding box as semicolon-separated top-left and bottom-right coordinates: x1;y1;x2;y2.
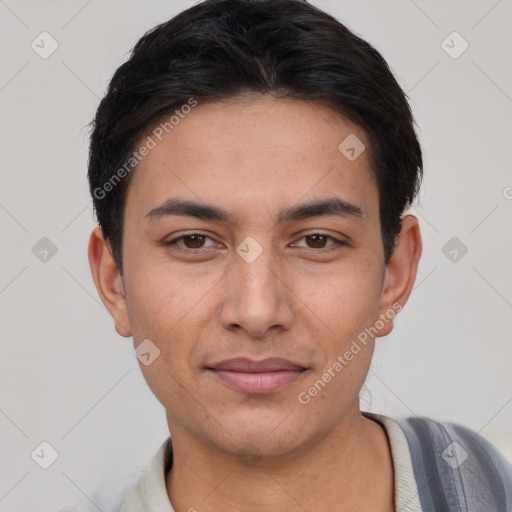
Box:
87;0;512;510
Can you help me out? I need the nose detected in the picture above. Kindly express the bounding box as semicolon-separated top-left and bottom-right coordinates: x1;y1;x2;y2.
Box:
219;242;295;339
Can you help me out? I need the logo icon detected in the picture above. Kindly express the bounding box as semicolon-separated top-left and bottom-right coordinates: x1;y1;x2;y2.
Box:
441;441;469;469
237;443;263;467
442;237;468;263
32;237;58;263
236;236;263;263
441;32;469;59
134;339;161;366
338;134;366;161
31;441;59;469
31;32;59;59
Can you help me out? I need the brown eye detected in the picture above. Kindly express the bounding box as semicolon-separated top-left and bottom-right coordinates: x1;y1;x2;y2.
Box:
293;233;346;250
180;234;207;249
305;234;329;248
164;233;217;253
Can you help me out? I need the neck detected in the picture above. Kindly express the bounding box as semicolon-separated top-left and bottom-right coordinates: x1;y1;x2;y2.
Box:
165;407;395;512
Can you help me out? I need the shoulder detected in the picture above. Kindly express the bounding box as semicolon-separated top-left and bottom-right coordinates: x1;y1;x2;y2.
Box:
395;415;512;511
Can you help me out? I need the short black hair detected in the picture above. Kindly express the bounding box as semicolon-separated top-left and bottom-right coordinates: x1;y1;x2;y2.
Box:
88;0;423;274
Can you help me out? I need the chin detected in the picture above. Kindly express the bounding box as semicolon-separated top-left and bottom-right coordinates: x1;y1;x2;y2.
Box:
211;411;309;457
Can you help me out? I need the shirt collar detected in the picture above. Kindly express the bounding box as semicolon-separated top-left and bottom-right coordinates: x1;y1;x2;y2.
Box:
119;436;175;512
363;412;423;512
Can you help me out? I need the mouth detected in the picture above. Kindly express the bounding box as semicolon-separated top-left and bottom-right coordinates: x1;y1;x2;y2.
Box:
206;357;308;394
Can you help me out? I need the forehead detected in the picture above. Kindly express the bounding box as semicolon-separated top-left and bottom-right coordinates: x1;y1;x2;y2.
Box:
125;95;378;224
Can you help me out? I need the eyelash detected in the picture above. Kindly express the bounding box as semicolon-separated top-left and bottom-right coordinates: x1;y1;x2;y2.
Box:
163;232;347;254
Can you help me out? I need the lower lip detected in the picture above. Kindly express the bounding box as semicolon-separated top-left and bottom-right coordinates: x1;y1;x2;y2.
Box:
209;369;305;394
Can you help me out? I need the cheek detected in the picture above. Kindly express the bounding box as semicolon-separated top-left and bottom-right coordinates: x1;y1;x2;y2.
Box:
301;257;382;342
124;268;202;411
124;255;212;340
123;256;223;381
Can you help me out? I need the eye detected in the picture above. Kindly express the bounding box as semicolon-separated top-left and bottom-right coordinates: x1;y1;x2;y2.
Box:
163;232;347;255
292;233;346;250
164;233;218;253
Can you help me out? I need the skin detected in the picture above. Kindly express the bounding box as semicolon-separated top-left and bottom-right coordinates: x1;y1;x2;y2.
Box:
89;94;422;512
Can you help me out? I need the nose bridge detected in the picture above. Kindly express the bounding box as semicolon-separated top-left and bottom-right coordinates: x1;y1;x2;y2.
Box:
220;236;293;335
235;238;282;308
239;245;280;299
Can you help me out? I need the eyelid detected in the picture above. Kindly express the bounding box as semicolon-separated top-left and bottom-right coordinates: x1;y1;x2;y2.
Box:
290;232;347;249
164;233;220;251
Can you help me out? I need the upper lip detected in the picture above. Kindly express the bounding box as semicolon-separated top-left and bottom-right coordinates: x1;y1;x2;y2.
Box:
208;357;307;373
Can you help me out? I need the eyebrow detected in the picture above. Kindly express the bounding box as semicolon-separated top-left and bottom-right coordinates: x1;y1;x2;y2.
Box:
145;197;366;224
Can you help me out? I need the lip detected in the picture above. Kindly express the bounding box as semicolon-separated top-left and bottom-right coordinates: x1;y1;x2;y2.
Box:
206;357;307;394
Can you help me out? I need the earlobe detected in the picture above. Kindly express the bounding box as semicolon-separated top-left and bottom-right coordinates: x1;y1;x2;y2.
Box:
376;214;422;338
88;226;132;338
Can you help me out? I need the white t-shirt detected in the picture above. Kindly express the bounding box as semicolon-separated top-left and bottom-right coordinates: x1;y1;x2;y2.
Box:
119;412;423;511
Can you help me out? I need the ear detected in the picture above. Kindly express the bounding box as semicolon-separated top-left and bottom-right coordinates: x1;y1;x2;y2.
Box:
88;226;132;337
375;214;422;337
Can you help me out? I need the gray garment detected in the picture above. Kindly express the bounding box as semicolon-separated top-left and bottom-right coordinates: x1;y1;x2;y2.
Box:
397;416;512;512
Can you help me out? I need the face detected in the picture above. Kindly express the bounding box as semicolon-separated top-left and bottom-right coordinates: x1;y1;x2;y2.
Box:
91;95;417;460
